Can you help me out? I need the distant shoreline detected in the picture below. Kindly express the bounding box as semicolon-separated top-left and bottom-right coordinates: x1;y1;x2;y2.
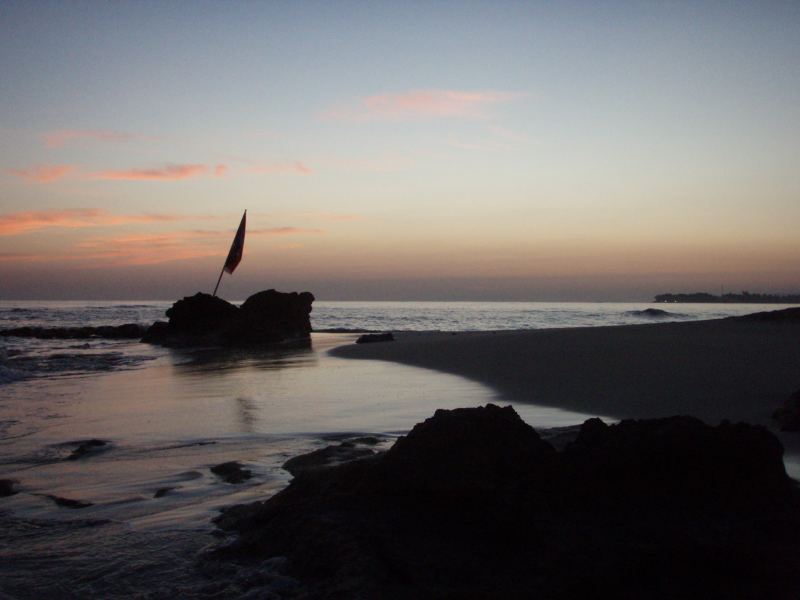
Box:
654;292;800;304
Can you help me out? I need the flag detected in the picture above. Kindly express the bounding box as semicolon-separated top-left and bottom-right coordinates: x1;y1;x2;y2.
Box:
223;210;246;274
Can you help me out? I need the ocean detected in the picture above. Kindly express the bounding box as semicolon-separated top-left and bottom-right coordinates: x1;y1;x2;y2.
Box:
0;300;795;598
0;299;784;384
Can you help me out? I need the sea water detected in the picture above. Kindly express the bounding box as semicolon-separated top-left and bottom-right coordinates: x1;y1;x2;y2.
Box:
1;299;786;384
0;300;795;597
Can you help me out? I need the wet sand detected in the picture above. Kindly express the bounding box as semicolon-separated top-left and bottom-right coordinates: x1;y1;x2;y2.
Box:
331;317;800;426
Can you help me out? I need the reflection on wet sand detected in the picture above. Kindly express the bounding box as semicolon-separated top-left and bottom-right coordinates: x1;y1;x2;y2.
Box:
235;396;257;433
167;338;315;376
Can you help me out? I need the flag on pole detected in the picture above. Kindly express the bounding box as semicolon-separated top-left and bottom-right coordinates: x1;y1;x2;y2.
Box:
223;210;246;274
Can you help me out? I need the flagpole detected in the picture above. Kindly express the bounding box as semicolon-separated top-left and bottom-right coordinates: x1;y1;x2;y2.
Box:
212;264;225;297
213;210;246;297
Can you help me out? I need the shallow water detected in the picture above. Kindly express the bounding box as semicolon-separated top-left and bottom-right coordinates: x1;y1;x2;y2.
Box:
1;300;797;597
0;332;599;598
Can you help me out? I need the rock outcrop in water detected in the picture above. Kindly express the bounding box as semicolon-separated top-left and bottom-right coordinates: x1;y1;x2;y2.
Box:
0;479;18;497
66;439;110;461
626;308;673;318
142;289;314;347
212;405;800;599
211;461;253;484
355;332;394;344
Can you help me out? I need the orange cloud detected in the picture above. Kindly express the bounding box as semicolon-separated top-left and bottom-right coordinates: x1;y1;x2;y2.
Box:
43;129;138;149
0;252;50;263
0;208;192;236
214;164;228;177
63;225;323;265
323;90;522;121
7;164;75;183
74;230;222;265
248;161;312;175
94;164;210;181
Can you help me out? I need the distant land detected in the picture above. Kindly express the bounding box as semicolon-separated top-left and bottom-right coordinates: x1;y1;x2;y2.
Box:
654;291;800;304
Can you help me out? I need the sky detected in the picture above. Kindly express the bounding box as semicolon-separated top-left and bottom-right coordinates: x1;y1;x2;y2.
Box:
1;1;798;301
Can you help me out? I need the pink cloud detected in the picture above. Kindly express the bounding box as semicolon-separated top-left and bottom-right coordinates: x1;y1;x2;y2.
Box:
43;129;139;149
214;164;228;177
323;89;522;121
94;164;209;181
0;208;193;236
248;161;312;175
7;164;75;183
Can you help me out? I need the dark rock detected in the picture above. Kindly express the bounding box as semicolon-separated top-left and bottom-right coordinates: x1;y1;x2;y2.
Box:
66;439;109;460
349;436;381;446
142;320;168;340
774;389;800;431
154;487;175;498
165;293;239;332
142;289;314;347
212;405;800;599
41;494;93;509
0;479;19;497
283;443;375;477
356;332;394;344
316;328;376;333
0;324;147;340
630;308;671;317
232;290;314;344
211;461;252;484
379;404;556;498
563;415;789;508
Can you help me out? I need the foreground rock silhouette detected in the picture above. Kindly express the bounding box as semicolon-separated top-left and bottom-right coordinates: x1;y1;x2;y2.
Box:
142;289;314;347
212;405;800;599
774;388;800;431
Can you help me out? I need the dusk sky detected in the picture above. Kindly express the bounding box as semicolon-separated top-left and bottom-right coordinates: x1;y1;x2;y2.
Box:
1;1;798;300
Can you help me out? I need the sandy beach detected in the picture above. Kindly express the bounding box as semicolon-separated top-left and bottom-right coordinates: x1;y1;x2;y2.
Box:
332;315;800;426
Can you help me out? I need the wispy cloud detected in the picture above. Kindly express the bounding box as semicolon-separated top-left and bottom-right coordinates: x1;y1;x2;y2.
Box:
322;89;522;121
0;208;193;236
93;163;211;181
72;225;323;265
247;161;312;175
250;227;324;235
3;221;327;265
74;231;221;265
43;129;140;149
7;164;75;183
8;162;227;183
248;211;364;223
0;252;49;263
